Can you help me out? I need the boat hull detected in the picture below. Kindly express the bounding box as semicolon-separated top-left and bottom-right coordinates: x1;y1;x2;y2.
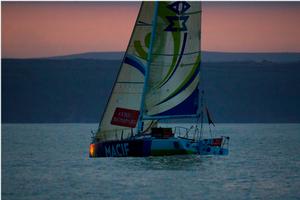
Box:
89;137;229;157
90;139;152;157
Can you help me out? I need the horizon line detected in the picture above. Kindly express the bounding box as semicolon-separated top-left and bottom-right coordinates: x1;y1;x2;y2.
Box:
3;50;300;60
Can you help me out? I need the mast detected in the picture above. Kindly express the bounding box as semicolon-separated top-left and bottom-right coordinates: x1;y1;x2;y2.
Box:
137;1;159;133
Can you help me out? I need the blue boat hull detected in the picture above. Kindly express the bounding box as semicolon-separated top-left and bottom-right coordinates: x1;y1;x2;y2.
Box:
89;137;229;157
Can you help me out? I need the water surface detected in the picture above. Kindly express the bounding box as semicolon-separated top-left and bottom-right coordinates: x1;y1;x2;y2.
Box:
2;124;300;200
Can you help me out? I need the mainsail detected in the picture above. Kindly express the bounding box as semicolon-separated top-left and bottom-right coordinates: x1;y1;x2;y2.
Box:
142;1;202;119
96;1;201;141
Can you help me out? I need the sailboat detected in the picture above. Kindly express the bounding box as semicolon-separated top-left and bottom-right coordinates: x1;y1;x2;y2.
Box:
89;1;229;157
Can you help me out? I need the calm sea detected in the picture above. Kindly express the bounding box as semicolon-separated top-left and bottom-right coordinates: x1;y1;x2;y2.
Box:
2;123;300;200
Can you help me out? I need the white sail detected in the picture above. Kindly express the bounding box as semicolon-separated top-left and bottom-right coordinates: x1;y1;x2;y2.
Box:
142;1;202;119
96;2;155;141
96;1;202;140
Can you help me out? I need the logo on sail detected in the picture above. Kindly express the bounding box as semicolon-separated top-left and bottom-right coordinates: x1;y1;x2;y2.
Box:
165;1;191;32
111;107;140;128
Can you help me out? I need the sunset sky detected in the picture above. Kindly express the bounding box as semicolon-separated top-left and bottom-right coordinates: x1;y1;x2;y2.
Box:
2;1;300;58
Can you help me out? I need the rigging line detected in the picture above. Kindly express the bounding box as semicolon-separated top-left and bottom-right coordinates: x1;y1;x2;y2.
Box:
143;114;199;120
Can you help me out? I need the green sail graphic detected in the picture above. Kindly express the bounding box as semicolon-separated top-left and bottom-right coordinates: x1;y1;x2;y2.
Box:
143;1;202;118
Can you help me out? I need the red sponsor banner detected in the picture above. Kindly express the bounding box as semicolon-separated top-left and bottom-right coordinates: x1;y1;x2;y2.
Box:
111;107;140;128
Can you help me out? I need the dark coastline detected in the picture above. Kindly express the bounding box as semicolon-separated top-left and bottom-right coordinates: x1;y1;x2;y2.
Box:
2;54;300;123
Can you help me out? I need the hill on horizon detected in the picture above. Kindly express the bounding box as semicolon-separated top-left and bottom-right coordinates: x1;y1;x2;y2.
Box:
2;58;300;123
5;51;300;63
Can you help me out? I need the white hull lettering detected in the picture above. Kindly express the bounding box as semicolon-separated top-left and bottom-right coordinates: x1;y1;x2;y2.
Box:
116;144;121;155
111;145;117;157
105;145;111;157
104;143;129;157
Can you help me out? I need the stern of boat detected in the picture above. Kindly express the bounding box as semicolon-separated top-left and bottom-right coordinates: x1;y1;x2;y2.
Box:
197;136;230;155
